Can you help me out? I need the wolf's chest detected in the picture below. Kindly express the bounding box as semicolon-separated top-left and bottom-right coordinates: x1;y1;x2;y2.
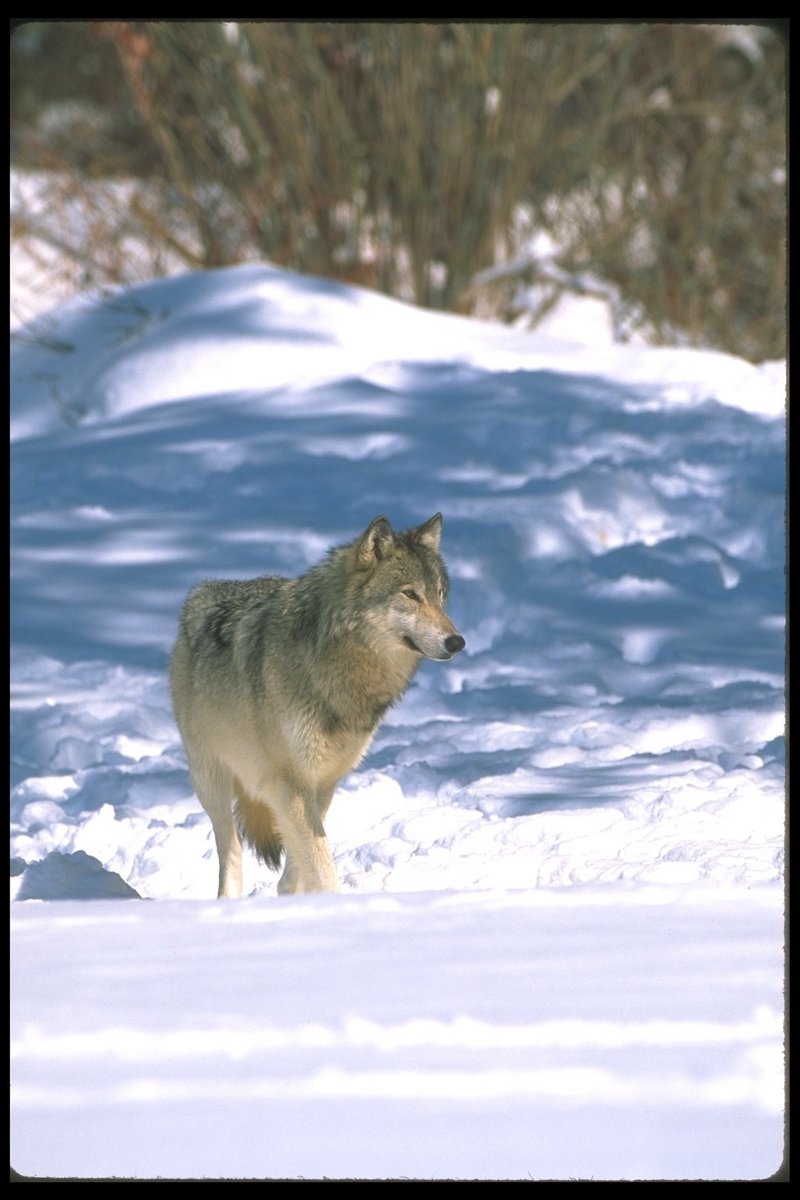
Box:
284;713;374;787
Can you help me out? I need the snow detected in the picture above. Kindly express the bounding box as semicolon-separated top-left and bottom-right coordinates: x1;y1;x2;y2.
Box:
10;262;786;1180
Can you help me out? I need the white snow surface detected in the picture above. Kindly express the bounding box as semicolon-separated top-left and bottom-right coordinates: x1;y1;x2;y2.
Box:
11;263;786;1180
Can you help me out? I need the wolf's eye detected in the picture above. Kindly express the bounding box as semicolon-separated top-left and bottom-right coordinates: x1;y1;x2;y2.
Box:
402;588;422;603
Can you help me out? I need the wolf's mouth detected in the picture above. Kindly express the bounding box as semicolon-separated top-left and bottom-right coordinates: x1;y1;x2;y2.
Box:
402;636;423;654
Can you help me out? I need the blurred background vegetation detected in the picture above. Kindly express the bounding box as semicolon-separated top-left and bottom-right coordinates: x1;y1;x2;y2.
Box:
10;20;786;361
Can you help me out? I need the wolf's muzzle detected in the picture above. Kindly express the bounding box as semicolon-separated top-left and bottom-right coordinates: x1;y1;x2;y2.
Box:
444;634;466;656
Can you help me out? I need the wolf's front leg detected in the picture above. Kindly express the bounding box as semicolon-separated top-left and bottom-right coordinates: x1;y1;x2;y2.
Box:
277;854;299;895
277;838;339;894
275;788;339;894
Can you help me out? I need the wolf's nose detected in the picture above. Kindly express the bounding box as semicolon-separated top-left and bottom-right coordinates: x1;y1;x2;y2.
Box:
445;634;466;655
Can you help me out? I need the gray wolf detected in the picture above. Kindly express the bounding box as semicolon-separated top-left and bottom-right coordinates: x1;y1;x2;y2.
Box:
170;514;465;897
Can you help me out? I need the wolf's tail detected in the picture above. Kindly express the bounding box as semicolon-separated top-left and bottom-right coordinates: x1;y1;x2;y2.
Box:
233;782;284;871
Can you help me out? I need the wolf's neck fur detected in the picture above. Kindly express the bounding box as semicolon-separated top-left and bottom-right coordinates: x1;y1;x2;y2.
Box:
285;549;418;733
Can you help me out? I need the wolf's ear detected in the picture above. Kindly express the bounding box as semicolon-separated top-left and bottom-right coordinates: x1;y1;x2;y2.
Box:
356;515;394;567
413;513;443;552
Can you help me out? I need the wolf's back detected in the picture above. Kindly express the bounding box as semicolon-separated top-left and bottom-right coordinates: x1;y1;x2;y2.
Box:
170;574;293;734
177;576;287;648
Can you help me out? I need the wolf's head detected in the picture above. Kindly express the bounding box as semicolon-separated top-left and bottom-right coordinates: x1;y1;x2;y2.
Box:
352;514;466;661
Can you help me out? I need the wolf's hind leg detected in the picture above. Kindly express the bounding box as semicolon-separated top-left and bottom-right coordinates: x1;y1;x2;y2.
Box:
190;758;243;898
213;817;244;899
